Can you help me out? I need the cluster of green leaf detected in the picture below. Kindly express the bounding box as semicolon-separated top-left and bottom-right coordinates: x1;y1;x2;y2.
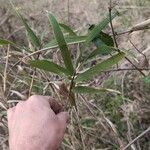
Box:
0;4;126;107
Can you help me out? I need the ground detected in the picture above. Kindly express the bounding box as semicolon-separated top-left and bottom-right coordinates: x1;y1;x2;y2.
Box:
0;0;150;149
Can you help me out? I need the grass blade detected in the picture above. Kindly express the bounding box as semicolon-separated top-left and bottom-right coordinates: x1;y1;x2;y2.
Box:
76;52;125;82
87;45;117;59
48;12;74;75
73;86;121;94
45;36;86;48
18;14;41;48
0;38;16;46
0;38;24;51
59;23;76;36
11;2;41;48
86;10;119;44
29;60;69;76
94;31;114;47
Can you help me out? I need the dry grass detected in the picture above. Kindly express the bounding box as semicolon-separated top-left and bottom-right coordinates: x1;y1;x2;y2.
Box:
0;0;150;149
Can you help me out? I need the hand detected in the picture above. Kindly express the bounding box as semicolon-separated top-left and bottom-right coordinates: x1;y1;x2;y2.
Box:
7;95;68;150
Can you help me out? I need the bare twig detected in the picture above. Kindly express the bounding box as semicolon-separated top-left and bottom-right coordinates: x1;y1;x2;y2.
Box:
104;67;150;73
122;126;150;150
108;1;145;76
3;45;10;94
124;57;145;76
28;68;36;97
109;1;118;48
74;107;86;150
129;39;149;67
28;51;41;97
130;18;150;32
114;18;150;36
109;0;119;69
67;0;70;23
114;27;150;36
114;30;132;36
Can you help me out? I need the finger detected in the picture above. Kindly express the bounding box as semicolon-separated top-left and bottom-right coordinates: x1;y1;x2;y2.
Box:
7;107;16;128
28;95;63;114
57;112;69;129
16;101;25;107
7;107;15;120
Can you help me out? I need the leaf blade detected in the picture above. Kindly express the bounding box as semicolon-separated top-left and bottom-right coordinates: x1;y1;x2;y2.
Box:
87;45;117;60
29;60;69;76
86;10;119;44
11;2;41;48
73;86;121;94
59;23;76;36
95;31;114;47
48;12;74;75
76;52;125;82
0;38;16;46
44;36;86;49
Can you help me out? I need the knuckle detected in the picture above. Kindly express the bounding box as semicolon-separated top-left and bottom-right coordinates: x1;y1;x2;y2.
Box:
28;95;40;103
27;95;39;104
16;101;25;108
27;95;40;107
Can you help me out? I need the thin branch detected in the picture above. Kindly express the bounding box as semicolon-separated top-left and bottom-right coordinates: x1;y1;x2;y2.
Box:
104;67;150;73
28;50;41;97
114;18;150;36
109;0;119;68
74;107;86;150
68;72;77;110
28;68;36;97
129;39;148;65
109;1;118;48
67;0;70;23
114;30;132;36
108;2;145;76
122;126;150;150
3;45;10;94
124;57;145;76
114;27;150;36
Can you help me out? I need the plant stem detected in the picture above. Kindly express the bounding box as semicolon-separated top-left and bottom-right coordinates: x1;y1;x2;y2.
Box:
108;1;145;77
104;67;150;73
68;72;77;110
122;126;150;150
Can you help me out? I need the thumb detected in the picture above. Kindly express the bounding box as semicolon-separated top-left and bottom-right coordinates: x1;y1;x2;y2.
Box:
57;112;69;129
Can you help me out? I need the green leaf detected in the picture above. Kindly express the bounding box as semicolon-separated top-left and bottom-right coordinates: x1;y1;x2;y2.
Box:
73;86;121;94
45;36;86;49
87;45;117;59
59;23;76;36
29;60;69;76
86;10;119;45
0;38;16;46
95;31;114;47
88;26;114;47
11;3;41;48
76;52;125;82
48;12;74;75
0;38;23;51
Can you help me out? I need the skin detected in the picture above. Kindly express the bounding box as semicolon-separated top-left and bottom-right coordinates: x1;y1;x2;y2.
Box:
7;95;68;150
